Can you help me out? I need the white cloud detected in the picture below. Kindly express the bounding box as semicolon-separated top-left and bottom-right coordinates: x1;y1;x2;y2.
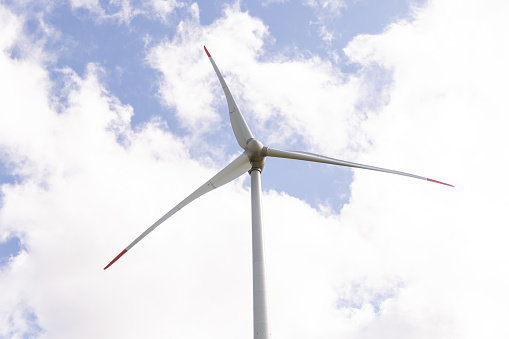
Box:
146;3;371;160
304;0;347;13
69;0;103;14
68;0;185;24
339;0;509;337
68;0;140;24
0;5;23;53
0;12;252;336
319;24;336;44
145;3;271;148
1;0;509;338
305;0;347;48
0;3;360;337
146;0;186;22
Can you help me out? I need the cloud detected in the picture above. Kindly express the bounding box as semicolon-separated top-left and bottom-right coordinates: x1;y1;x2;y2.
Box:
305;0;347;50
0;4;343;338
146;0;186;22
0;17;248;338
339;0;509;337
0;5;23;52
1;0;509;338
68;0;142;24
67;0;185;24
146;3;372;160
145;3;270;148
304;0;347;15
0;3;366;338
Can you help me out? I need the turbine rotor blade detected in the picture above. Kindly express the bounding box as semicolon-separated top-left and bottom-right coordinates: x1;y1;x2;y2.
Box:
204;46;254;148
265;147;453;187
104;152;252;270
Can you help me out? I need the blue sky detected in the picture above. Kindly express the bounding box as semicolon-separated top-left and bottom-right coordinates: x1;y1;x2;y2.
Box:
1;0;508;338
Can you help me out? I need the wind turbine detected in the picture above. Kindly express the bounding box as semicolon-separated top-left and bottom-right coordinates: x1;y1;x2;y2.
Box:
104;46;453;338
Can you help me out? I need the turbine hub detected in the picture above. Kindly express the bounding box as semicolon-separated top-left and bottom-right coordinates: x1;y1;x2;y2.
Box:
246;138;266;172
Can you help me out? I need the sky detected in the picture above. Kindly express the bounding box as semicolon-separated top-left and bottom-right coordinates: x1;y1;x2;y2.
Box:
0;0;508;338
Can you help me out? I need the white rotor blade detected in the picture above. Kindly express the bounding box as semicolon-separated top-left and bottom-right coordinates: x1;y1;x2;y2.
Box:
204;46;254;148
104;152;252;270
265;147;453;186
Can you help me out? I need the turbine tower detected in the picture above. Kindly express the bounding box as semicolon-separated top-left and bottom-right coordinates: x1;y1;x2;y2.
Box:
104;46;453;338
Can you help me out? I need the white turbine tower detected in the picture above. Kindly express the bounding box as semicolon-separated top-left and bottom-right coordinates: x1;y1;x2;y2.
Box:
104;46;453;338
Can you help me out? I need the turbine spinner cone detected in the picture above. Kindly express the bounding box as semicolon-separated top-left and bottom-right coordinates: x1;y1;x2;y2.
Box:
246;139;266;172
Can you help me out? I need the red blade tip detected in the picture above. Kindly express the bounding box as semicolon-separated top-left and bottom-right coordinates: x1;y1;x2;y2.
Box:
104;249;127;270
204;46;211;57
427;178;454;187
